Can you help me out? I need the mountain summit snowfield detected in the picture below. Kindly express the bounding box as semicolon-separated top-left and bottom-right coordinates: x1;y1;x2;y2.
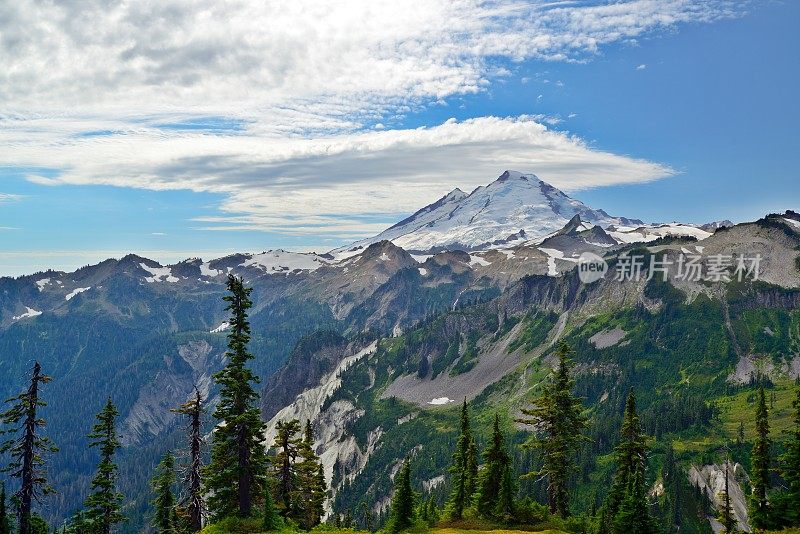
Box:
337;170;659;254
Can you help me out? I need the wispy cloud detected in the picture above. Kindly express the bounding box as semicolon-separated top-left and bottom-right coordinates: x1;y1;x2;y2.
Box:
0;193;23;203
2;116;675;236
0;1;739;114
0;0;738;238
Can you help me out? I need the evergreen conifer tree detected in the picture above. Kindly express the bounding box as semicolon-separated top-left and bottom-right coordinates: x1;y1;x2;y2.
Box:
358;501;374;531
171;387;205;531
494;464;516;521
0;362;57;534
602;389;652;533
84;397;126;534
749;386;772;529
464;437;478;506
518;343;587;517
611;471;654;534
295;420;325;529
425;497;439;526
205;275;268;519
717;457;736;534
778;388;800;526
262;477;282;531
272;419;301;517
476;414;512;519
445;399;474;520
151;451;177;533
661;442;680;532
0;482;11;534
388;461;415;533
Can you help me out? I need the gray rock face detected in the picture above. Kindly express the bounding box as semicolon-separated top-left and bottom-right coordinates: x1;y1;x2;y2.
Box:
120;340;220;446
689;462;751;532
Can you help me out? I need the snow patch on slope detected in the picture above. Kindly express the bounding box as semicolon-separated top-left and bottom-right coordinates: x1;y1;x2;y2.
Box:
12;307;42;320
200;262;222;277
140;263;179;283
209;322;230;333
65;287;91;300
608;223;712;244
242;250;330;273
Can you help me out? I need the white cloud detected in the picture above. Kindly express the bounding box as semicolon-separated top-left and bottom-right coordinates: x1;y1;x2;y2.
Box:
0;0;737;115
637;64;648;70
0;0;737;239
2;115;675;236
0;193;23;202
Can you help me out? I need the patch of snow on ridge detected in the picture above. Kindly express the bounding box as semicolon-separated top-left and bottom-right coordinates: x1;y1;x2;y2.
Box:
139;263;179;283
210;322;230;333
539;247;564;276
468;254;491;267
608;223;712;244
200;262;222;277
418;268;428;276
242;250;329;273
65;287;91;300
784;218;800;229
35;278;50;291
12;307;42;320
428;397;454;405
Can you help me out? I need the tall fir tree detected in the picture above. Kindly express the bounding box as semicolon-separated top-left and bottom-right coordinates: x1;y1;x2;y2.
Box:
446;399;474;519
602;389;653;533
388;460;415;533
611;470;654;534
717;456;736;534
660;441;681;532
494;462;516;521
0;482;11;534
778;388;800;526
84;397;126;534
518;343;587;517
749;386;772;529
171;387;205;531
294;420;326;530
262;477;283;531
464;437;478;507
205;275;268;519
476;414;513;519
425;496;439;526
272;419;301;517
151;451;177;534
358;500;374;531
0;362;57;534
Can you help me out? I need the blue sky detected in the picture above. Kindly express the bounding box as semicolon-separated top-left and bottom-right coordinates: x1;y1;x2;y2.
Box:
1;0;798;276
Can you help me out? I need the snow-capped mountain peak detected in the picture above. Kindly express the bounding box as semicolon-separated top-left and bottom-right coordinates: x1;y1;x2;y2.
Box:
335;170;643;254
